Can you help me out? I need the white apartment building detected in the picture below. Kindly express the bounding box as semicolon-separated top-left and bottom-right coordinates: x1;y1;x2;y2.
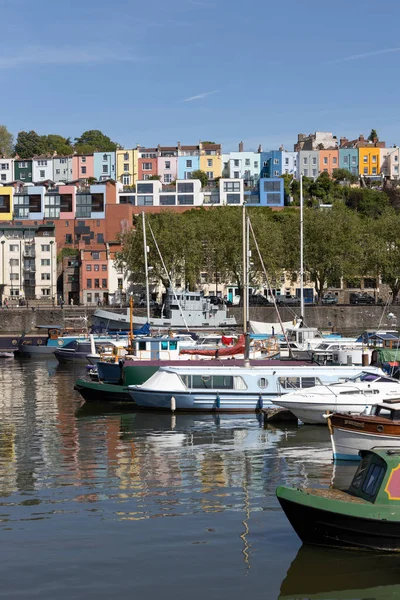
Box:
0;224;57;302
32;156;54;183
0;158;14;184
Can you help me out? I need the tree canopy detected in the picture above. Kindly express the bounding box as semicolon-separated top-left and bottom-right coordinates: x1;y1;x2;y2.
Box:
0;125;14;157
190;169;209;187
74;130;118;154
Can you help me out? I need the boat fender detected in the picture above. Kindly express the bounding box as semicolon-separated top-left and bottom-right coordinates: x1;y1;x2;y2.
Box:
216;393;221;409
258;395;263;410
37;339;43;345
377;425;384;433
170;396;176;412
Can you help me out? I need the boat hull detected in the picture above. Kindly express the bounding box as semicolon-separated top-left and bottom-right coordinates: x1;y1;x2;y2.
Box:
331;427;400;460
74;379;133;403
92;308;236;331
275;400;376;425
277;491;400;552
54;350;89;364
128;388;271;412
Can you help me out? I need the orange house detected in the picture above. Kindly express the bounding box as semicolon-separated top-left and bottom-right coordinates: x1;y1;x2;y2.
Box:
319;149;339;176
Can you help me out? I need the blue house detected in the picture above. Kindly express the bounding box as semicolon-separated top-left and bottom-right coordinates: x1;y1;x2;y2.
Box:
339;149;358;175
94;152;116;181
258;178;284;207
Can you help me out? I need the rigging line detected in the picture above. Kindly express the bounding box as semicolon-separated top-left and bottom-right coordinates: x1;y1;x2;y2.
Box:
247;216;294;355
147;221;190;331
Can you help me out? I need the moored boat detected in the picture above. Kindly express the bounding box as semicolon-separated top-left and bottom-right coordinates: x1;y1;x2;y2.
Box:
277;447;400;552
273;371;399;424
127;365;384;412
328;400;400;460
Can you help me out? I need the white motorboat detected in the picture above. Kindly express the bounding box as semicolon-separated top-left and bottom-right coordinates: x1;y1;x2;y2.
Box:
128;364;384;412
274;372;400;424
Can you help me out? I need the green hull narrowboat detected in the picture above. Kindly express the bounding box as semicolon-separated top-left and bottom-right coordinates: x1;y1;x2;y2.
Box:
277;448;400;552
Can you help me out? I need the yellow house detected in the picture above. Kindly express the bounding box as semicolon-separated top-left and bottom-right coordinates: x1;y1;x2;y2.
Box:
359;147;381;177
199;142;222;180
0;187;13;221
116;148;138;186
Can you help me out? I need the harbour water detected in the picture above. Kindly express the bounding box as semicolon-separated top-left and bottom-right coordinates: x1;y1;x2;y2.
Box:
1;358;400;599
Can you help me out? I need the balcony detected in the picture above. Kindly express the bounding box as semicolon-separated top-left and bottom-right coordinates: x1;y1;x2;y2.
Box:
23;249;36;258
23;266;36;273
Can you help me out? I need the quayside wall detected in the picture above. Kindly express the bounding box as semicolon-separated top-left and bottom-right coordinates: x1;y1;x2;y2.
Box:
0;305;397;335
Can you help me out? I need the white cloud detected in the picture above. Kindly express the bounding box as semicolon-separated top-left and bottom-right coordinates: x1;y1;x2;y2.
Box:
183;90;219;102
0;45;147;69
327;47;400;64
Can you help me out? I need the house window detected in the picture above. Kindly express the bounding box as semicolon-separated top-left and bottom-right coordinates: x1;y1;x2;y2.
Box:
395;155;399;162
10;273;19;281
303;157;308;165
207;159;213;167
87;293;92;303
40;170;45;178
273;159;279;165
312;157;317;165
9;244;18;252
323;157;328;165
0;163;9;170
304;169;308;176
123;163;129;172
177;195;194;205
102;264;107;271
102;279;107;288
234;171;240;178
65;234;72;243
234;160;239;167
165;161;170;169
41;245;50;252
224;182;240;192
372;156;377;164
124;153;129;160
19;162;27;168
41;273;51;280
94;264;99;271
206;172;214;179
226;194;241;204
87;279;92;288
41;288;50;296
333;157;337;164
122;175;130;185
164;174;172;183
263;161;268;167
56;169;60;175
103;154;108;161
86;265;92;271
372;167;377;174
1;174;6;181
97;233;104;243
10;258;19;266
352;156;357;164
343;156;348;164
81;156;86;163
94;279;100;288
142;163;152;170
41;259;50;266
81;166;87;174
363;156;368;163
245;159;250;166
274;170;279;176
364;167;368;174
186;160;192;168
102;165;108;173
312;169;317;177
254;161;258;168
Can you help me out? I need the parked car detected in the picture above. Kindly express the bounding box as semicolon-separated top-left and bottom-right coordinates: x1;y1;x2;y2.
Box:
277;295;300;307
249;295;271;306
349;292;375;305
321;293;338;305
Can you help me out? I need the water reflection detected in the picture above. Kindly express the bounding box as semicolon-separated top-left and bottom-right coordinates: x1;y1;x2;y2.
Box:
279;545;400;599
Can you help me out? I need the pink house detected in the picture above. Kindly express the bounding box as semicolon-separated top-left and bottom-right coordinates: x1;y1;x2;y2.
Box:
72;155;94;181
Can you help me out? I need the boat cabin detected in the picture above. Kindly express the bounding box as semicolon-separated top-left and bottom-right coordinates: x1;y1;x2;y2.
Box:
348;449;396;504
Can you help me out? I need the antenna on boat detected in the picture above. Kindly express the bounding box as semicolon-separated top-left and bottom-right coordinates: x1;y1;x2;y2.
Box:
300;174;305;320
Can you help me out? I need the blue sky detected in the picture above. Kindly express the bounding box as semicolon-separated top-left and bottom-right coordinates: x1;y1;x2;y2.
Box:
1;0;400;152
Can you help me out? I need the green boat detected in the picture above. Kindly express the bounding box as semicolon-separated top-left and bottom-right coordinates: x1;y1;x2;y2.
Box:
277;448;400;552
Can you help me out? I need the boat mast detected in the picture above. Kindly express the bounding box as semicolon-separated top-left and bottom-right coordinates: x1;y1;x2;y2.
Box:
242;203;248;334
300;174;304;321
142;211;151;323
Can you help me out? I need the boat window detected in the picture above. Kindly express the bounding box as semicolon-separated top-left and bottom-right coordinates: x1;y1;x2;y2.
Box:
233;377;247;390
161;341;168;350
192;375;212;389
373;406;393;419
301;377;316;388
258;378;268;389
278;377;301;389
169;341;178;351
212;375;234;389
339;390;361;395
350;456;386;502
170;304;179;310
181;375;190;387
138;341;146;351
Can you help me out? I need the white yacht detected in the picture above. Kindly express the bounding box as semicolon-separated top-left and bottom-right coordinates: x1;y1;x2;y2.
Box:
127;365;384;412
274;372;400;424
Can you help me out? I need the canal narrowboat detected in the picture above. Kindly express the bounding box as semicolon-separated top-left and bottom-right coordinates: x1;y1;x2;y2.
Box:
277;448;400;551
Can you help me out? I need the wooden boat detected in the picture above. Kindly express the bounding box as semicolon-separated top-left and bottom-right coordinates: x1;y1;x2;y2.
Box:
277;447;400;552
328;400;400;460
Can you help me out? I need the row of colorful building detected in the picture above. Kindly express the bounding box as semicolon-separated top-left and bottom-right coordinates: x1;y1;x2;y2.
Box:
1;133;399;187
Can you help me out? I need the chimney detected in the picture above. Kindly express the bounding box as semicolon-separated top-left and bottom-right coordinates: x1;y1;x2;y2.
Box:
177;142;181;150
279;144;284;151
340;137;348;147
257;144;262;153
359;134;365;142
238;141;244;152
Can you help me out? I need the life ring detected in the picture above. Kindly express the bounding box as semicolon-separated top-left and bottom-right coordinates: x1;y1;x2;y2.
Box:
58;340;64;346
377;424;384;433
37;339;43;345
12;339;17;345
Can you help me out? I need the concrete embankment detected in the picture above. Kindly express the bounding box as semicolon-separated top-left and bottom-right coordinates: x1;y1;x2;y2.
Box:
0;304;396;335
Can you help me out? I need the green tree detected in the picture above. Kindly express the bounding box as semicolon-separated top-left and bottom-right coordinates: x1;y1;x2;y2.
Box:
148;174;161;180
190;169;209;187
303;204;364;301
15;130;46;158
0;125;14;157
332;168;358;184
43;134;73;156
344;188;390;218
368;129;378;142
74;130;118;153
